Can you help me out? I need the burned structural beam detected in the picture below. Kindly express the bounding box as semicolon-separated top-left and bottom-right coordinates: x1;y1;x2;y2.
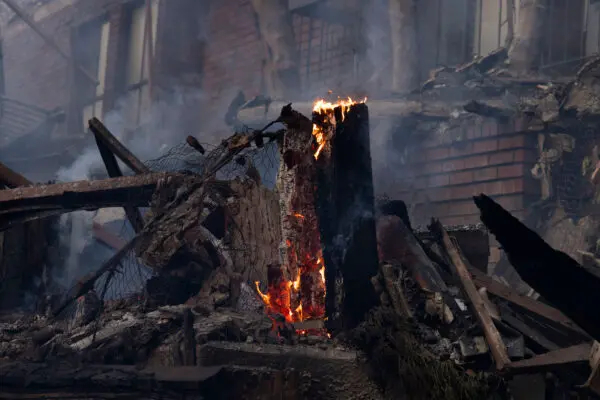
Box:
0;161;32;188
315;103;379;331
474;194;600;342
0;173;181;216
89;118;146;232
89;117;150;174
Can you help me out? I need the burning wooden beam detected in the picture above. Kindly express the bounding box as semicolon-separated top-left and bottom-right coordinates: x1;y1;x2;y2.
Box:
314;102;380;331
0;173;182;217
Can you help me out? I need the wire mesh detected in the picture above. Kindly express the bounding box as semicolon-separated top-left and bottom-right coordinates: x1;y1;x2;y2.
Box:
62;130;282;327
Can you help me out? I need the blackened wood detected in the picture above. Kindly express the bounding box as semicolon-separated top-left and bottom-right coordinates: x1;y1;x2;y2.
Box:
92;129;145;233
506;343;592;375
0;173;178;216
88;117;150;174
430;219;510;370
474;193;600;342
0;162;31;188
315;103;379;331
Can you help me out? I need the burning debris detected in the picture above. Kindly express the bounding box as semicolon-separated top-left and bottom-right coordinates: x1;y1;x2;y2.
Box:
1;84;600;399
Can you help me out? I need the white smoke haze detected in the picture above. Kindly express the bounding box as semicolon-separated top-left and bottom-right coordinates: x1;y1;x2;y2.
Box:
48;0;414;293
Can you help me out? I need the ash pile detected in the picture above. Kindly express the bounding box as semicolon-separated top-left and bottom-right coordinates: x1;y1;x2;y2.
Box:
0;98;597;400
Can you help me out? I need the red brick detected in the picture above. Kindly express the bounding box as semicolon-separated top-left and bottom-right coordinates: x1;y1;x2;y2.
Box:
449;171;473;185
513;149;537;163
497;164;525;179
488;151;515;165
481;120;499;137
473;167;498;181
463;155;488;169
498;135;526;150
442;159;465;172
449;142;473;157
464;124;482;140
473;139;499;153
428;175;450;187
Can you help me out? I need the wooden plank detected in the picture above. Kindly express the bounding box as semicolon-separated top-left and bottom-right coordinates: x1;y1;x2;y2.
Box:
0;162;32;188
469;267;588;337
91;121;145;232
507;342;592;375
430;219;510;370
88;117;150;174
0;173;180;215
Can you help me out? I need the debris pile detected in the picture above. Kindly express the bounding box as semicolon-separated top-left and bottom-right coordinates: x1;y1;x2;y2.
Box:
0;66;600;398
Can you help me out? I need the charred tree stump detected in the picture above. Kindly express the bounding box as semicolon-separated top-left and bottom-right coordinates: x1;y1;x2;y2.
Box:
314;103;379;332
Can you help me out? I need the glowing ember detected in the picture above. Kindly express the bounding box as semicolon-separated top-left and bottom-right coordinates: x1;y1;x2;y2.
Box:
311;97;367;159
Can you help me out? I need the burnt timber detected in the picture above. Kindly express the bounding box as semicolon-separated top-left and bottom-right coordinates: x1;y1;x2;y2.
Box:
89;117;146;232
0;172;183;218
315;103;379;331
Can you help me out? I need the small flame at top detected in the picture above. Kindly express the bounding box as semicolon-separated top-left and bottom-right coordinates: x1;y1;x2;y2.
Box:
312;97;367;159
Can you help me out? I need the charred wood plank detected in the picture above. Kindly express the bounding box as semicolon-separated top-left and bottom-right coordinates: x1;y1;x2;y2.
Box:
377;215;448;292
474;193;600;342
506;342;592;375
0;173;179;216
429;219;511;370
88;117;150;174
90;119;145;232
469;267;589;337
0;162;31;188
315;103;379;331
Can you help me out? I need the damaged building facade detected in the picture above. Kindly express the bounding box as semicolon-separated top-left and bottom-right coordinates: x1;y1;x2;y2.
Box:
1;0;600;275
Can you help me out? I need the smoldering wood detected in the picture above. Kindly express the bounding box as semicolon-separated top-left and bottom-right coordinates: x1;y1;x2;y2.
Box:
91;122;145;233
429;219;510;370
388;0;419;93
314;103;379;331
0;172;180;216
474;194;600;343
89;117;150;174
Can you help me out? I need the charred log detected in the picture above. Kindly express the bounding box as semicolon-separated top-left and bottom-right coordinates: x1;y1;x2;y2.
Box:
315;103;379;331
474;193;600;342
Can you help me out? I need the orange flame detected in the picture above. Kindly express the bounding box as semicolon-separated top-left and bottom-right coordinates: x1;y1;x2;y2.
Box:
311;97;367;160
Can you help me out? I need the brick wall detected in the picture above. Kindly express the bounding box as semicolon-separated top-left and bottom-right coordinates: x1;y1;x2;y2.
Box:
390;117;539;270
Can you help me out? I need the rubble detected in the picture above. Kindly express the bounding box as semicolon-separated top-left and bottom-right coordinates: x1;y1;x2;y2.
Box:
1;86;599;399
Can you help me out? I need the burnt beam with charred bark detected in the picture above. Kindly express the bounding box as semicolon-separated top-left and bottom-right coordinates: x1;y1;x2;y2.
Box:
474;193;600;342
315;103;380;332
0;173;182;216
